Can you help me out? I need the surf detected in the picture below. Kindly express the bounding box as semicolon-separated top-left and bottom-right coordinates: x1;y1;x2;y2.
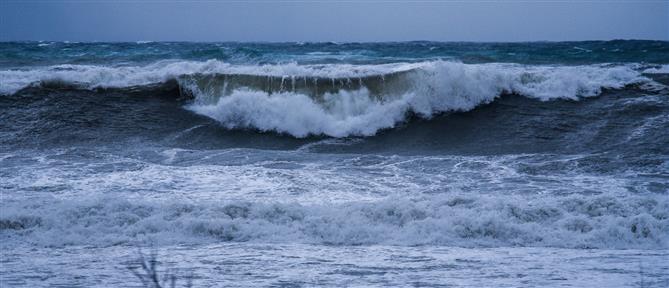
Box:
181;61;648;137
0;60;655;137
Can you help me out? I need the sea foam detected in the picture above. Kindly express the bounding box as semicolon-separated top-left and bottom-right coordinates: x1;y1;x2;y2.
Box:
185;61;645;137
0;60;647;137
1;194;666;249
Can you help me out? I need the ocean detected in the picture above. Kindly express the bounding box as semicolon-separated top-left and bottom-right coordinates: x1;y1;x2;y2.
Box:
1;40;668;287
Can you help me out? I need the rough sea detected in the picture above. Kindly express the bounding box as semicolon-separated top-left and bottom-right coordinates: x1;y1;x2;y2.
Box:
1;41;668;287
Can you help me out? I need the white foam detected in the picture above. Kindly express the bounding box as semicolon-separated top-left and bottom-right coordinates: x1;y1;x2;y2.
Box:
643;64;669;74
187;88;410;137
1;149;666;249
187;62;645;137
0;60;647;137
1;194;666;249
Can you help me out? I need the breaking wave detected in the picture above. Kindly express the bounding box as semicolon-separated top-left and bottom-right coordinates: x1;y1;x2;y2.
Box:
643;64;669;74
1;195;666;249
0;60;650;137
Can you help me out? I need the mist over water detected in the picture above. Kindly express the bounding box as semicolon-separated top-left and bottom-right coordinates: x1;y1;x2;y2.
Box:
1;41;669;287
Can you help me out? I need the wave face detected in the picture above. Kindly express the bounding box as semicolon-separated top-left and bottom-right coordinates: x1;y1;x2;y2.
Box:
184;62;646;137
0;60;650;137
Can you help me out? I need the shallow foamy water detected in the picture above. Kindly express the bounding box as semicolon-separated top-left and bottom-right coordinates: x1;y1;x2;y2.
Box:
2;146;668;286
2;244;668;287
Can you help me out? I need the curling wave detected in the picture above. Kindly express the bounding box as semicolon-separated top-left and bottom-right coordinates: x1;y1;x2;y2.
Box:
183;62;647;137
0;60;649;137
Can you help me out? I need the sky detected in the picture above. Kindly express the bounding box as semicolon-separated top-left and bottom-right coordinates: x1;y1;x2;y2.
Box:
1;0;667;42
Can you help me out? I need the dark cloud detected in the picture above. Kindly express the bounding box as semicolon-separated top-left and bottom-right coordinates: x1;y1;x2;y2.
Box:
1;1;667;42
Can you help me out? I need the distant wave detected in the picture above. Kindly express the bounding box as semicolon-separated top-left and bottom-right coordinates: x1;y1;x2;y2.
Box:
643;64;669;74
0;60;652;137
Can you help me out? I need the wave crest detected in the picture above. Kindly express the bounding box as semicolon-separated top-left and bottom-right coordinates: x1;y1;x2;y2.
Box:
185;61;645;137
0;60;647;137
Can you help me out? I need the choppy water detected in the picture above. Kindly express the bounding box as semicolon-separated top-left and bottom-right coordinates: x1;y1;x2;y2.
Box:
1;40;668;287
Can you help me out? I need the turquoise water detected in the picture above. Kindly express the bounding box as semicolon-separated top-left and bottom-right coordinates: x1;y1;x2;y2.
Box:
1;40;668;68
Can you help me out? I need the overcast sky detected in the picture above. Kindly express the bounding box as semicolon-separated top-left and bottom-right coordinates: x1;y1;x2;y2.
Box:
1;0;667;42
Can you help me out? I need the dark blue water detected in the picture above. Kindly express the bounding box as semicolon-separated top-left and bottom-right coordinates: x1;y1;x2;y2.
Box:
1;40;668;68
